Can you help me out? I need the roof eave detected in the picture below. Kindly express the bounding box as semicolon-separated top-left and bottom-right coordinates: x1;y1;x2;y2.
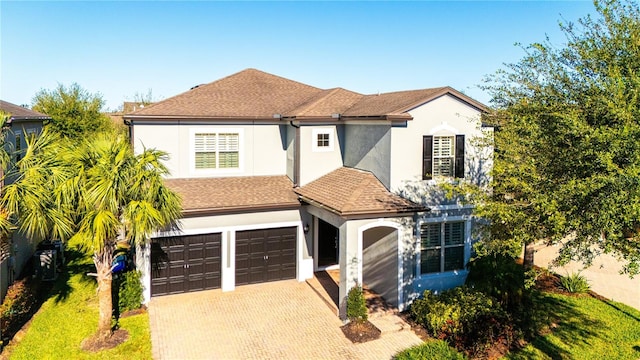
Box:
8;116;51;122
124;114;281;121
339;114;412;122
297;194;427;219
181;202;301;217
400;87;488;114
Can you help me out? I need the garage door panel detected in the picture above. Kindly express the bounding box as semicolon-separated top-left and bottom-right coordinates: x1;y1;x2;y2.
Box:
186;273;205;292
151;233;222;297
187;248;205;261
236;227;297;286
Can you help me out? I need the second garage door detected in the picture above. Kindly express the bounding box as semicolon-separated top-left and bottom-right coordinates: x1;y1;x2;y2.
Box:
236;227;297;286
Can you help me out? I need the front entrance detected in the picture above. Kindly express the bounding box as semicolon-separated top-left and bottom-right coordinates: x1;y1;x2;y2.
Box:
317;219;338;268
362;226;399;307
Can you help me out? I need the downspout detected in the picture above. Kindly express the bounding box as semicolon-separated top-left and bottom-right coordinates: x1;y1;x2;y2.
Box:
290;120;301;187
123;119;134;147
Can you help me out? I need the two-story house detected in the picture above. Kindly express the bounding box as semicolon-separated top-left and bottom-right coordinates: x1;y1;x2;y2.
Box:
124;69;490;318
0;100;49;302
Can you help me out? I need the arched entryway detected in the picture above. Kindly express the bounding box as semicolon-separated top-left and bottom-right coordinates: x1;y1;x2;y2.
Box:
361;225;399;307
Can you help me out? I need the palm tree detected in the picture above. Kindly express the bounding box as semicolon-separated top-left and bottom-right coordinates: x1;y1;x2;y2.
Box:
3;128;181;340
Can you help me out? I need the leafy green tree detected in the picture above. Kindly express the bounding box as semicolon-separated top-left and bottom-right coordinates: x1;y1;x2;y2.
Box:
2;128;182;340
32;83;112;138
465;0;640;276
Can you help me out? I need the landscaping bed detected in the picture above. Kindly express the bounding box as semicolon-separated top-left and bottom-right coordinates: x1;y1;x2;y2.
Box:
341;319;381;343
399;257;640;359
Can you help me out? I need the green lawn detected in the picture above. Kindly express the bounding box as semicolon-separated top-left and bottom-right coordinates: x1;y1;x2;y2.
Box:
396;290;640;359
505;292;640;360
3;249;152;360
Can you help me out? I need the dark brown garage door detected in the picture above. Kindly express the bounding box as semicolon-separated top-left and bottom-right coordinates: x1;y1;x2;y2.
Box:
151;233;221;296
235;227;296;286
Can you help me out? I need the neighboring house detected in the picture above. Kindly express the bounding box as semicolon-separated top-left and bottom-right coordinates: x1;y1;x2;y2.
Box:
0;100;49;302
124;69;491;318
107;101;153;128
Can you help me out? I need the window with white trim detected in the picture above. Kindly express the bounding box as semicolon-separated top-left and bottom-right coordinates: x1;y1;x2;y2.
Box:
194;132;240;169
317;133;330;147
420;222;465;274
433;136;454;176
312;128;334;152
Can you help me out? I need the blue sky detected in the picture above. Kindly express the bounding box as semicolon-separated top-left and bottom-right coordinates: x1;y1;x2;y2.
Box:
1;1;596;110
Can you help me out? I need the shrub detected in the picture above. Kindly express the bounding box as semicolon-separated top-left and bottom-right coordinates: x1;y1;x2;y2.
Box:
559;272;591;294
346;284;368;322
394;340;466;360
466;254;526;310
0;279;38;338
410;287;510;355
117;270;143;313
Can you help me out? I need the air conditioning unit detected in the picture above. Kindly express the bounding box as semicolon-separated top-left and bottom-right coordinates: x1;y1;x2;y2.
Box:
34;250;57;281
37;240;65;267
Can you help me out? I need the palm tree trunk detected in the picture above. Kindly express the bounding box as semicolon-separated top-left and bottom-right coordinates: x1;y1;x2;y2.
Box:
94;246;114;340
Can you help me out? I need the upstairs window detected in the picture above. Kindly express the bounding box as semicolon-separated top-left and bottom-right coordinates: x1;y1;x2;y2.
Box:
317;133;330;148
423;135;465;180
420;222;465;274
312;128;334;152
194;132;240;170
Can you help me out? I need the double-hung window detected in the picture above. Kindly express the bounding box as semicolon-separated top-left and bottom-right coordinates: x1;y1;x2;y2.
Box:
420;222;465;274
194;132;240;170
422;135;465;180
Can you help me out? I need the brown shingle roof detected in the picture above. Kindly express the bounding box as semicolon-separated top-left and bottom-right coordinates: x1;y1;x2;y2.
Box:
0;100;51;121
343;88;447;117
165;176;300;215
124;69;486;121
294;167;426;217
343;87;486;116
287;88;364;117
129;69;324;118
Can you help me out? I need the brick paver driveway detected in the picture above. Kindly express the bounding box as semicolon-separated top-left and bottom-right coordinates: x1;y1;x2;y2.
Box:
148;280;422;359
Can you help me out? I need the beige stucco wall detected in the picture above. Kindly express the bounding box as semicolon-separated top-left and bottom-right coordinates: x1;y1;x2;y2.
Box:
298;125;343;186
389;95;485;194
133;122;288;179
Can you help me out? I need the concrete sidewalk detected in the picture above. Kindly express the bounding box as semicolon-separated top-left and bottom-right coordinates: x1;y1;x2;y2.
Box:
534;244;640;310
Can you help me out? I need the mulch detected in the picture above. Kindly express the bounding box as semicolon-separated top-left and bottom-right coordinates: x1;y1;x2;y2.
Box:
80;329;129;352
341;320;381;343
119;306;147;319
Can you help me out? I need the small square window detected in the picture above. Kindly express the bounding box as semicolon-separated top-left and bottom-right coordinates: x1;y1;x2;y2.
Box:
317;133;330;147
312;129;334;152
